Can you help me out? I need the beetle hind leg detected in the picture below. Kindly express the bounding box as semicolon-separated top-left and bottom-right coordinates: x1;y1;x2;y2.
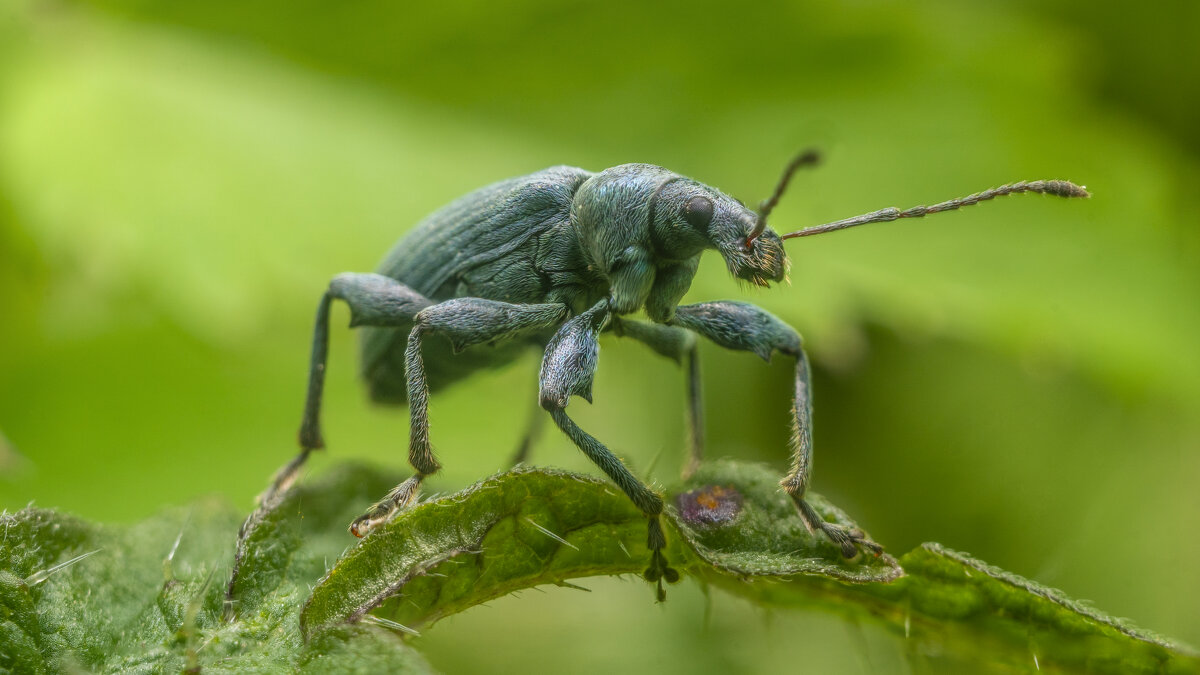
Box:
293;274;434;537
258;287;338;507
228;275;434;617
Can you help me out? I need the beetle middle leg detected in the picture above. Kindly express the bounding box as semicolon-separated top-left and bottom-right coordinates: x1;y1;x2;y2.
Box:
611;317;705;480
541;301;680;600
670;301;882;558
350;296;571;536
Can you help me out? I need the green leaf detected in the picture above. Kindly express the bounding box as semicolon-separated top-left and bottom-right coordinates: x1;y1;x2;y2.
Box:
675;460;900;583
304;461;1198;674
0;465;433;673
300;462;899;638
4;460;1196;673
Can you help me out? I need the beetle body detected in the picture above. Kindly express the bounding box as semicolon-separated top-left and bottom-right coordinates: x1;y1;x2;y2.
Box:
361;163;784;403
255;155;1085;601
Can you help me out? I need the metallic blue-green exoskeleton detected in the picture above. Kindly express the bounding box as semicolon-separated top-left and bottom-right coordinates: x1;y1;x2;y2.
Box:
267;153;1087;598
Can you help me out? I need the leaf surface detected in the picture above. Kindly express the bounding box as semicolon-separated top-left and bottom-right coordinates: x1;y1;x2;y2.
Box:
3;461;1194;673
303;461;1197;674
0;465;433;673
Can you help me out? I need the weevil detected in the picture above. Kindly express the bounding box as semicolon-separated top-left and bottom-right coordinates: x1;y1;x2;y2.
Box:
262;152;1087;598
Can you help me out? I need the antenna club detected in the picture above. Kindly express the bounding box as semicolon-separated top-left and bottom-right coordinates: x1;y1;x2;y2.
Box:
1042;180;1090;199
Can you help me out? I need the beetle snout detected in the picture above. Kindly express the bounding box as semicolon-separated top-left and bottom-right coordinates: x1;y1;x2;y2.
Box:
751;230;787;282
727;229;787;286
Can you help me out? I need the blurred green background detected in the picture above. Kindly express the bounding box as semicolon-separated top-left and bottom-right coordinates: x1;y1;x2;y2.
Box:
1;0;1198;671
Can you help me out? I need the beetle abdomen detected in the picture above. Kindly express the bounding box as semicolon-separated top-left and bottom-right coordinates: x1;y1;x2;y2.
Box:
360;166;594;403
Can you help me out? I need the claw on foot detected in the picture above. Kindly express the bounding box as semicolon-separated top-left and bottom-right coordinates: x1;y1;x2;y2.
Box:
792;496;884;558
643;550;680;602
349;504;391;538
350;475;423;538
824;523;883;558
643;517;681;600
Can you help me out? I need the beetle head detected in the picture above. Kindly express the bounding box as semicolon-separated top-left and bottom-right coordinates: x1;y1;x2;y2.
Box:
651;152;824;288
649;178;789;287
645;150;1092;292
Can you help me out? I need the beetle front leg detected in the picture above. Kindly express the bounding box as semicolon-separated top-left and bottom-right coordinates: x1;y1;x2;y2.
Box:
350;297;570;537
670;301;882;558
541;302;680;600
782;349;882;557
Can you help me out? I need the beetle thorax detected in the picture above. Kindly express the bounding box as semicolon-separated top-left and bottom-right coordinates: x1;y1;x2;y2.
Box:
571;165;697;271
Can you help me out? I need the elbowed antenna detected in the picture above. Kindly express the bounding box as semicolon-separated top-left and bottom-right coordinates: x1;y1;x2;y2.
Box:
780;180;1090;240
747;149;821;245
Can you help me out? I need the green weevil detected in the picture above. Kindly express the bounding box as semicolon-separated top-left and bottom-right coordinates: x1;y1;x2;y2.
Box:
259;152;1087;597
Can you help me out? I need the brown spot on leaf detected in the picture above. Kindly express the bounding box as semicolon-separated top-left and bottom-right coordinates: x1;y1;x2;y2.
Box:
675;485;743;526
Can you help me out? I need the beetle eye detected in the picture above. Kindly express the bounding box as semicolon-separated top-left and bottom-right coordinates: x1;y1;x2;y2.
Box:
683;196;714;229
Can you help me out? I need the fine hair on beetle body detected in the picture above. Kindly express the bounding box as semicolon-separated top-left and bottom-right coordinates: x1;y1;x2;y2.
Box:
229;150;1088;607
